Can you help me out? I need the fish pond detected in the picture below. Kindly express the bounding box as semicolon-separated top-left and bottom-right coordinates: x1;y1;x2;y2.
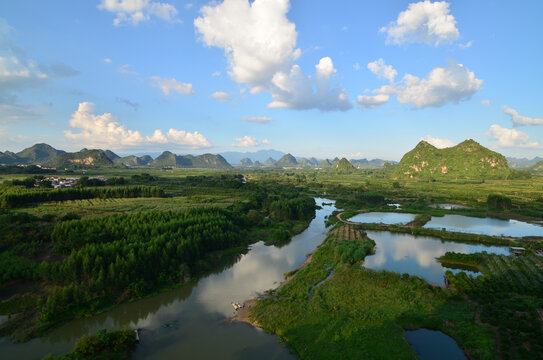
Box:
364;230;510;284
424;214;543;238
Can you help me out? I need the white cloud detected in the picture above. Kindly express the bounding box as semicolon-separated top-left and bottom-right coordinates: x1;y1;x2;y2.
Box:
211;91;229;102
502;105;543;126
486;124;541;148
98;0;179;26
393;58;481;108
0;19;78;120
381;0;459;46
353;63;360;71
117;64;139;75
242;116;273;124
64;102;211;149
348;151;364;159
232;135;259;147
359;58;481;110
459;40;473;49
481;99;490;106
150;76;194;96
194;0;298;90
354;94;390;109
267;57;352;111
367;58;397;83
262;139;272;145
211;71;221;77
422;134;454;148
103;58;113;63
194;1;352;112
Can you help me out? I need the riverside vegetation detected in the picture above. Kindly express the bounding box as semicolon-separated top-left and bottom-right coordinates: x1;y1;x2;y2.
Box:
0;172;316;344
0;162;542;359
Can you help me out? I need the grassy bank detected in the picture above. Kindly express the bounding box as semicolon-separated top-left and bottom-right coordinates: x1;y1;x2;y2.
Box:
249;224;497;359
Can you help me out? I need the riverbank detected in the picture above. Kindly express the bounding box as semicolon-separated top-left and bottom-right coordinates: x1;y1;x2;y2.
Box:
247;222;499;359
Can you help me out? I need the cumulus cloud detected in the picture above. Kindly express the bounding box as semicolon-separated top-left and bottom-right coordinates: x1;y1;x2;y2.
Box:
367;58;397;83
423;134;454;148
103;58;113;63
195;0;349;111
211;71;221;77
268;57;352;111
381;0;459;46
353;63;360;71
211;91;229;102
393;58;481;108
481;99;490;106
150;76;194;96
232;135;259;147
358;58;481;110
354;94;390;109
98;0;179;26
195;0;298;90
261;139;272;145
502;105;543;126
242;116;273;124
486;124;541;148
64;102;211;149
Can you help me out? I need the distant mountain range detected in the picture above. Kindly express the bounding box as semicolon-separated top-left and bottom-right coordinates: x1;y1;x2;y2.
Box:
507;156;543;169
392;139;514;180
0;143;398;170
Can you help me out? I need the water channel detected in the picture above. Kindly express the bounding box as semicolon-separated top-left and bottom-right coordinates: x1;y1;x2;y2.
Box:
1;199;337;360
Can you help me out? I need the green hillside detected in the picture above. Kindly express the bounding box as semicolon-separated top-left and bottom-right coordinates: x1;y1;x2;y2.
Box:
330;157;356;173
151;151;232;169
392;139;511;180
114;155;152;167
276;153;298;168
531;160;543;172
0;151;21;165
52;149;114;168
16;143;65;165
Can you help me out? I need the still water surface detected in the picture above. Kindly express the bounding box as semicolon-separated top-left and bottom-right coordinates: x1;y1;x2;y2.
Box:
404;329;467;360
348;212;416;225
1;199;336;360
424;214;543;237
364;230;509;284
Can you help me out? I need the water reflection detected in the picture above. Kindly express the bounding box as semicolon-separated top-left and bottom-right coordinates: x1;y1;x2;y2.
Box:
424;214;543;237
348;212;416;225
1;199;335;360
364;231;509;284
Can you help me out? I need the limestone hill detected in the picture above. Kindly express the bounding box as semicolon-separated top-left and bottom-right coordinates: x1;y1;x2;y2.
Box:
392;139;511;180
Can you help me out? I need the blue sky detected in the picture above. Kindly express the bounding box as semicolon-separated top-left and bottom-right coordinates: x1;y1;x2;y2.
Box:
1;0;542;161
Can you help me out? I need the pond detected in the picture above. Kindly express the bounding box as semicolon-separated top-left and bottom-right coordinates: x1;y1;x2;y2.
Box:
0;199;336;360
404;329;467;360
348;212;416;225
364;230;510;284
424;214;543;238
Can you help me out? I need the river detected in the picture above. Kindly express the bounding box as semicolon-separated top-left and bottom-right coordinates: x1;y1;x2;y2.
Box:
1;198;336;360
